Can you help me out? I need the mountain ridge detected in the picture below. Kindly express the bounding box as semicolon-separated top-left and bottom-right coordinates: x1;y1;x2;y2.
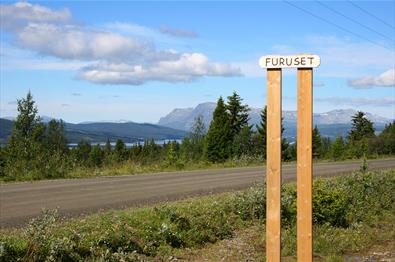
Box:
0;118;186;144
158;103;392;131
157;103;392;141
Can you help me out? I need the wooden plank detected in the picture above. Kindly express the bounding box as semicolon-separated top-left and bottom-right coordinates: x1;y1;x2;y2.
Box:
260;54;321;69
266;68;282;262
297;68;313;262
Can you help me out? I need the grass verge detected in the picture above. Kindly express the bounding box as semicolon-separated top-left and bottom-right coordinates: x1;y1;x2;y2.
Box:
1;169;394;261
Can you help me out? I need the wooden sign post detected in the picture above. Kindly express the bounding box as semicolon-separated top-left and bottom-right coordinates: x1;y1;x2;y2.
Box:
259;54;320;262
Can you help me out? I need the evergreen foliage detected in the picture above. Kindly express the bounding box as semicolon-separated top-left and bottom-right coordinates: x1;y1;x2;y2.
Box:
376;121;395;155
226;91;250;138
1;91;394;182
189;115;206;160
312;125;322;159
114;139;127;162
232;125;253;157
348;111;375;143
254;106;267;158
89;144;104;167
204;97;232;162
331;136;345;161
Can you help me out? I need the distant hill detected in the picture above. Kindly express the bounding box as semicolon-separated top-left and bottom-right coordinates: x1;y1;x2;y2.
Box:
0;119;14;143
158;103;392;141
0;119;186;144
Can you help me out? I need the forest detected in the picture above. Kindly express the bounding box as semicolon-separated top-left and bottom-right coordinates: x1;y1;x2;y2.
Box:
1;91;394;181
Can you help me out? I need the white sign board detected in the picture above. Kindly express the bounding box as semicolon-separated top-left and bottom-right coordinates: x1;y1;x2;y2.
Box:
259;54;320;69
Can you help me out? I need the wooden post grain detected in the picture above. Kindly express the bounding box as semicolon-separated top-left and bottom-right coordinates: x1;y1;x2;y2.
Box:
266;68;282;262
297;68;313;262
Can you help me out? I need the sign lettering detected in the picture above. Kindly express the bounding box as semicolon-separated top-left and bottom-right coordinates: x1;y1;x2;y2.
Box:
259;54;320;69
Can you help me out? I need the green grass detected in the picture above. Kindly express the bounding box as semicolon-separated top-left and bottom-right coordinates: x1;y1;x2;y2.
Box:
1;169;394;261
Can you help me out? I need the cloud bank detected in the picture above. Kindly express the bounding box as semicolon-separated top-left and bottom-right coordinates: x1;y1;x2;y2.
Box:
348;69;395;88
0;2;240;85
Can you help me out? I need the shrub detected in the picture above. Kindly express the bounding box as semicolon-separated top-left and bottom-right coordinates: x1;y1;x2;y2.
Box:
1;170;394;260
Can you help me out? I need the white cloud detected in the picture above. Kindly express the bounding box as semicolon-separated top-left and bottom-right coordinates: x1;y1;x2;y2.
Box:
78;53;241;85
1;2;240;85
0;2;70;31
16;23;178;63
315;96;395;107
348;69;395;88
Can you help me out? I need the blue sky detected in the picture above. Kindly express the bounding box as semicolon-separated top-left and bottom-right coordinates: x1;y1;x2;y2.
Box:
1;1;394;123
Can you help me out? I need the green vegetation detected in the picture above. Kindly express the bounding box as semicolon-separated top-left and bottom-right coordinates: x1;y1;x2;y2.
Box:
1;91;394;182
1;169;394;261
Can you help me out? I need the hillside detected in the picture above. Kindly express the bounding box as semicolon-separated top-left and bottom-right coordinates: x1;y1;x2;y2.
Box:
0;119;186;143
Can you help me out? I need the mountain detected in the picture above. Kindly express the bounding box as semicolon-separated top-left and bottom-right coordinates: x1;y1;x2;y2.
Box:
158;102;216;131
158;103;392;141
0;118;14;143
0;119;186;144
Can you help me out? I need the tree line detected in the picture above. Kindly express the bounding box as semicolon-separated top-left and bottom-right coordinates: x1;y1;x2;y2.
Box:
1;91;394;181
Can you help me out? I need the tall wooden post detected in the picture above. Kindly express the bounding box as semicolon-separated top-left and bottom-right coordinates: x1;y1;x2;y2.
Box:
266;68;282;262
260;54;319;261
297;68;313;262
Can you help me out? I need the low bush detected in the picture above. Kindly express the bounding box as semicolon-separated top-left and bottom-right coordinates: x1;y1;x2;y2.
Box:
1;169;394;261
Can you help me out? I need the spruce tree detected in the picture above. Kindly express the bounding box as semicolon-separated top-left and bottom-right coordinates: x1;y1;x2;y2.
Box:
377;121;395;155
255;106;289;160
321;137;332;159
233;125;253;157
190;115;206;160
75;140;91;165
114;139;127;162
165;140;178;166
331;136;345;161
348;111;375;143
180;137;191;162
104;139;112;156
255;106;267;157
89;144;104;167
226;91;250;137
312;125;322;159
204;97;232;162
45;119;68;153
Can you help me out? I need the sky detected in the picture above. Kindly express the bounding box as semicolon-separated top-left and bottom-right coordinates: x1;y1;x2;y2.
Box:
1;0;394;123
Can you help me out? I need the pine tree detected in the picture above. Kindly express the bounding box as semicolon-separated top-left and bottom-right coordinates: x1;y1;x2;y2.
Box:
255;106;267;157
114;139;127;162
226;91;250;138
233;125;253;157
312;125;322;159
348;111;375;143
204;97;232;162
89;144;104;167
254;106;289;160
321;137;332;159
104;139;112;156
165;141;178;166
45;119;68;153
75;140;92;164
377;121;395;155
180;137;191;162
331;136;345;161
6;91;46;179
189;115;206;160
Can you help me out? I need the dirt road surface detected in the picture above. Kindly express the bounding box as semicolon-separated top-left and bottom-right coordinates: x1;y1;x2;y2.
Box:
1;159;394;228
